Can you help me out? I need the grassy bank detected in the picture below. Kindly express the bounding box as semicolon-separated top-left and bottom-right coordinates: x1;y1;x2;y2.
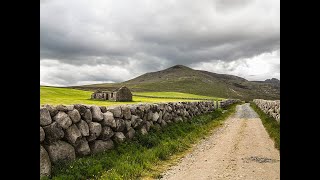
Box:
43;103;239;180
250;102;280;150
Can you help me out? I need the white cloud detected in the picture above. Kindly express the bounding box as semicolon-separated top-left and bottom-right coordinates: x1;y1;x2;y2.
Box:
40;60;132;86
192;50;280;81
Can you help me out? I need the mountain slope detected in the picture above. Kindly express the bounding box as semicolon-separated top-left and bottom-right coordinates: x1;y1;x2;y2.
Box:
72;65;280;101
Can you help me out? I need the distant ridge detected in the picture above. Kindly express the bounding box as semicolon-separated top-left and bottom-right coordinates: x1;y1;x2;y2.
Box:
71;65;280;101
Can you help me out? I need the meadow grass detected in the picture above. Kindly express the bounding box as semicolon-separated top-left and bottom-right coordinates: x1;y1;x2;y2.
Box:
132;92;223;101
250;102;280;150
42;103;239;180
40;86;217;106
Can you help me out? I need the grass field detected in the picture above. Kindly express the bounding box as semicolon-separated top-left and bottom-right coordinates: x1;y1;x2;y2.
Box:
42;103;239;180
250;102;280;150
40;86;220;106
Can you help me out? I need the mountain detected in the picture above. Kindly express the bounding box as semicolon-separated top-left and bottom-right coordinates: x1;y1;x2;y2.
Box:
71;65;280;101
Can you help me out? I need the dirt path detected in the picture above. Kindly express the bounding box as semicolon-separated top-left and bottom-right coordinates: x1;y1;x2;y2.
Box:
160;103;280;180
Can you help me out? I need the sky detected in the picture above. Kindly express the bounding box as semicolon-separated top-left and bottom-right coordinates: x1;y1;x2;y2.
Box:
40;0;280;86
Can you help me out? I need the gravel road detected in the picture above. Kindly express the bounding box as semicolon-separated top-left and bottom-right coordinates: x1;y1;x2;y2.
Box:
160;103;280;180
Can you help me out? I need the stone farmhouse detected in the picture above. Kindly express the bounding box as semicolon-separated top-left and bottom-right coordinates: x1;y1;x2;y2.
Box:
91;86;132;102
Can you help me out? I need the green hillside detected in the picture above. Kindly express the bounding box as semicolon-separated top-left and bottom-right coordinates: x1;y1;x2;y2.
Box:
72;65;279;101
133;92;223;100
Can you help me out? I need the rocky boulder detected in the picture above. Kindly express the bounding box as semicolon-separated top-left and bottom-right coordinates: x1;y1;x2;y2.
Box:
89;140;114;154
40;107;52;126
40;145;51;177
53;111;72;129
45;140;75;164
124;120;132;131
99;126;114;140
132;118;143;129
102;111;116;128
152;112;159;122
90;106;103;122
75;105;92;122
43;104;58;117
75;138;91;156
67;109;81;123
107;106;122;118
43;122;64;143
122;106;132;120
66;105;74;111
125;128;136;139
100;106;107;113
147;111;153;121
40;126;45;142
83;109;92;122
114;119;126;132
140;126;148;135
87;122;102;142
56;105;68;112
76;120;90;137
64;124;82;146
113;132;126;143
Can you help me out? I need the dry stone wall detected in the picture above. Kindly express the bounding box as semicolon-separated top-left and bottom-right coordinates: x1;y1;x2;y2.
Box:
253;99;280;122
40;100;239;177
220;99;241;108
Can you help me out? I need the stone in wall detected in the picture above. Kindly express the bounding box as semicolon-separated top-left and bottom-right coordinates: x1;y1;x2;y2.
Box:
87;122;102;142
56;105;68;112
107;106;122;118
122;106;132;120
99;126;114;140
45;140;76;164
140;126;148;135
157;111;163;123
160;120;167;127
74;104;92;122
40;145;51;177
44;104;58;117
53;111;72;129
102;111;116;128
100;106;107;113
83;109;92;122
89;140;114;154
132;117;143;129
125;128;135;139
76;120;90;137
90;106;103;122
113;132;126;143
75;138;91;156
40;107;52;126
66;105;74;111
145;121;152;131
124;120;132;131
40;126;45;142
152;112;159;122
64;124;82;146
67;109;81;123
114;119;126;132
43;122;64;143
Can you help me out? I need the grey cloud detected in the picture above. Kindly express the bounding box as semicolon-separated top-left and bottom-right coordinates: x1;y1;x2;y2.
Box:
40;0;279;86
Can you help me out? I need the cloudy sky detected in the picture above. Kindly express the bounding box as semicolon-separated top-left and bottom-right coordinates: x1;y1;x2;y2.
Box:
40;0;280;86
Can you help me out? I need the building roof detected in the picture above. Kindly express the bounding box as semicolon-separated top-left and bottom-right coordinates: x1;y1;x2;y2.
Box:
112;86;129;92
